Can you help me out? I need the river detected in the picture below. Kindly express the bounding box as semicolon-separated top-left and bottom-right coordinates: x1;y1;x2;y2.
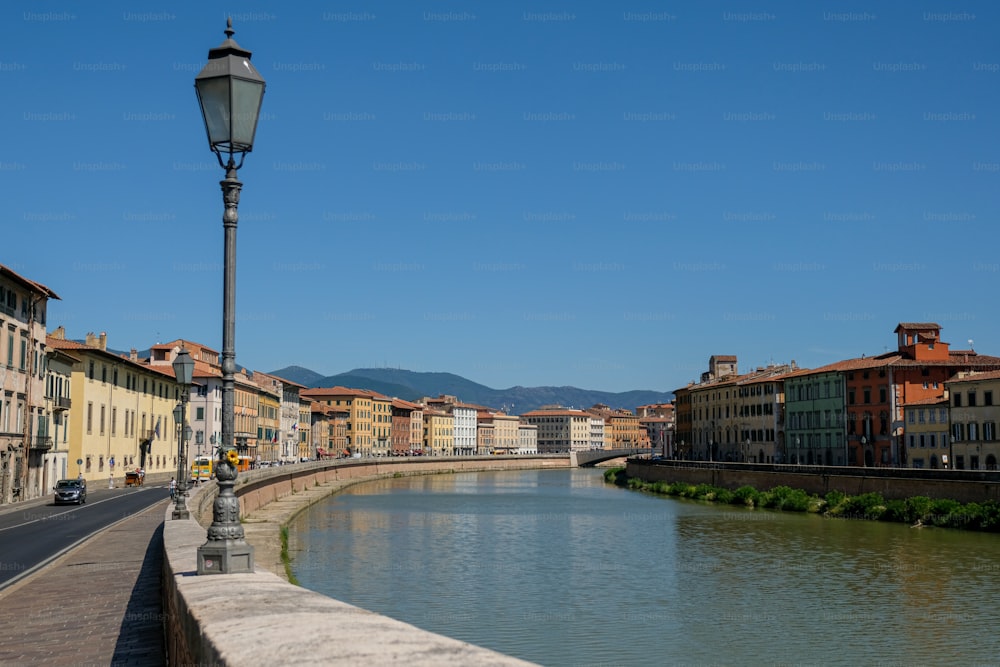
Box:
288;468;1000;666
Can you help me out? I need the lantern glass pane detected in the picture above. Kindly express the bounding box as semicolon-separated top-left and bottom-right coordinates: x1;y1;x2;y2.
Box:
231;78;264;149
196;77;232;147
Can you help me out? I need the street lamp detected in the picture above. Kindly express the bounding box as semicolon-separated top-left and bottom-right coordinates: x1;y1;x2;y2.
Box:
194;19;265;575
171;347;194;520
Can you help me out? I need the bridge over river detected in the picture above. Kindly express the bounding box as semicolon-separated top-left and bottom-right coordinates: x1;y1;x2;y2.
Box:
569;447;651;467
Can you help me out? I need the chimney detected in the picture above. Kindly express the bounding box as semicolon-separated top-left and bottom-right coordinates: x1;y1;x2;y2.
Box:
98;332;107;351
130;348;138;362
85;332;97;347
52;326;66;340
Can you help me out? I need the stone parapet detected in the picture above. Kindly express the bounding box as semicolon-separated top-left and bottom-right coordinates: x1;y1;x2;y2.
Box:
163;456;567;665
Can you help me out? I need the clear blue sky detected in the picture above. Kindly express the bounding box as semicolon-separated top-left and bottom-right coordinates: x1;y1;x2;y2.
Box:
2;2;997;394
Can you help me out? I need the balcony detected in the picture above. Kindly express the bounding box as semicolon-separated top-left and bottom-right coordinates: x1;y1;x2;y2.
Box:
52;396;71;411
31;436;53;451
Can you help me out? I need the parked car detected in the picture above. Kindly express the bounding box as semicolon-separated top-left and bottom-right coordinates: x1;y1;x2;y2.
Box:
54;479;87;505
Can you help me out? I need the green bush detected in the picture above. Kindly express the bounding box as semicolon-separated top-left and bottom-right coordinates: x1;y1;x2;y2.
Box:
824;490;847;514
840;492;887;520
766;485;812;512
927;498;962;526
627;476;645;490
733;485;759;507
602;469;999;532
669;482;694;496
904;496;932;523
882;499;908;523
714;488;735;504
692;484;717;500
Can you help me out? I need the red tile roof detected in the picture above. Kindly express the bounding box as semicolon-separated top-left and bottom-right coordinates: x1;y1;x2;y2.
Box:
0;263;60;300
903;396;948;407
894;322;941;332
301;386;391;400
947;369;1000;384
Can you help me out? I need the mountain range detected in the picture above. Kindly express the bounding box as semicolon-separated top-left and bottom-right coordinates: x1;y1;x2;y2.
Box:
268;366;673;414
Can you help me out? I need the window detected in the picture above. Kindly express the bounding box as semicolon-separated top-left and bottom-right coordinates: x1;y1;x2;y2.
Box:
88;361;95;380
953;423;964;442
968;392;977;407
111;407;117;436
954;394;962;407
196;407;205;420
908;411;915;423
849;389;856;405
969;423;979;441
863;388;871;404
879;388;887;403
985;422;996;442
87;402;93;434
985;391;994;407
19;340;26;370
100;406;105;436
918;410;925;424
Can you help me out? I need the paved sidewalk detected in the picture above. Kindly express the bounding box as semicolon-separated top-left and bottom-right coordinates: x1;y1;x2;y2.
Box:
0;501;167;666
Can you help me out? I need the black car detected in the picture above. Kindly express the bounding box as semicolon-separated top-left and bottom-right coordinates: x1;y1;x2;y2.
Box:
54;479;87;505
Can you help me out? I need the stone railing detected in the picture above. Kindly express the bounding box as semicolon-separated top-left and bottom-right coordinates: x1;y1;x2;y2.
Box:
162;456;568;666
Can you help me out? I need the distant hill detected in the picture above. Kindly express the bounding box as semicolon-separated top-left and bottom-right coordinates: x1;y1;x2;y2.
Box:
268;365;326;387
269;366;673;414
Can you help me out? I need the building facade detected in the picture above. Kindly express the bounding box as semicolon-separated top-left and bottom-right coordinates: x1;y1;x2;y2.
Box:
521;408;592;453
782;369;847;466
903;397;950;469
0;264;59;503
422;408;454;456
518;422;538;454
946;370;1000;471
49;331;181;486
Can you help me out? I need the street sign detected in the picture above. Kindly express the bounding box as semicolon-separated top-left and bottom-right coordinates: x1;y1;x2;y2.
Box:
76;458;83;465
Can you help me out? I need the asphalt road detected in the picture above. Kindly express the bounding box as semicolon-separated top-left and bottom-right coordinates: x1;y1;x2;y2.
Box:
0;483;170;590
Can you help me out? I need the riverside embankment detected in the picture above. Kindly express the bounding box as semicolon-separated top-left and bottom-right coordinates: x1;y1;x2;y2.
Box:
162;455;567;666
626;458;1000;504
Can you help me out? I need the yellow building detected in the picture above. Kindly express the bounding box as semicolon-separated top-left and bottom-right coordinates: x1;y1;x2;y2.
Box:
946;370;1000;471
422;408;454;456
903;397;949;469
297;396;312;460
301;386;390;457
372;393;393;457
587;404;649;449
234;370;260;461
478;411;520;454
48;331;181;484
257;383;280;463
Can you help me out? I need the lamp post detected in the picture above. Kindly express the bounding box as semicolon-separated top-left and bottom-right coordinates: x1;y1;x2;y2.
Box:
172;347;194;520
194;18;265;575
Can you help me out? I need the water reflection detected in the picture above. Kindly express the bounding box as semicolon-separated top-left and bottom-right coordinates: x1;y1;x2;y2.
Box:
289;469;1000;666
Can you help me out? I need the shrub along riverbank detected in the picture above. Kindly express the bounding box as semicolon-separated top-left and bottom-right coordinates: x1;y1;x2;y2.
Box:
604;467;1000;532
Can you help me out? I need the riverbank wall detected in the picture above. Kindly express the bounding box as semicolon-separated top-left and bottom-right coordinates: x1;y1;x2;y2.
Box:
162;455;568;666
626;459;1000;503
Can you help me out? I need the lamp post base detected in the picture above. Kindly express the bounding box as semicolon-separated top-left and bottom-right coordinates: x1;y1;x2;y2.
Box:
197;540;255;575
172;508;190;520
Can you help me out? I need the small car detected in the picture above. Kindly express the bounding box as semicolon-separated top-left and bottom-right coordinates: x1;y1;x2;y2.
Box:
54;478;87;505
